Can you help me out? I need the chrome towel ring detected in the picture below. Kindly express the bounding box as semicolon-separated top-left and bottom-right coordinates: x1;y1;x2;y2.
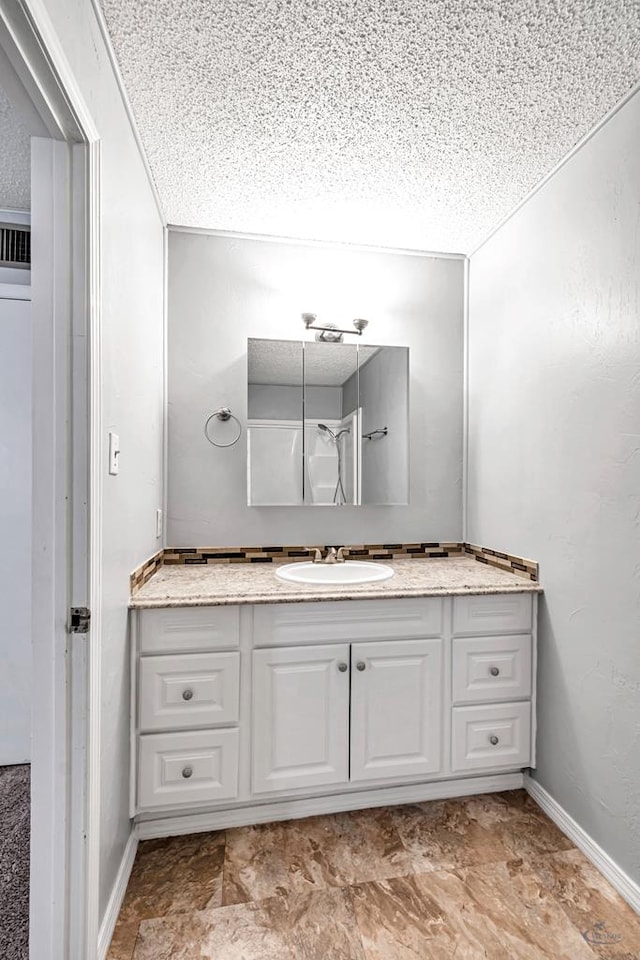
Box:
204;407;242;448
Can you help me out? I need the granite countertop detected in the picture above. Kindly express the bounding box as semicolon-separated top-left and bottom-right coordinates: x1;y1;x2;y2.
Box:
130;556;542;608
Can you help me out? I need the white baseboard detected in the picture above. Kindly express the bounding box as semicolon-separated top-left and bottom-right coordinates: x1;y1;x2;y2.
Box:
97;828;139;960
525;774;640;914
136;772;524;839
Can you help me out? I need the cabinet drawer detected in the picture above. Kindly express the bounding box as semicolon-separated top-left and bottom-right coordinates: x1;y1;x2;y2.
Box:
452;635;531;704
452;702;531;772
139;652;240;732
139;606;239;654
453;594;532;636
138;728;239;809
253;598;443;647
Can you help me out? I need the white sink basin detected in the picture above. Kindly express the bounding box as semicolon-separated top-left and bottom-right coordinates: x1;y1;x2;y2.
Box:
275;560;395;585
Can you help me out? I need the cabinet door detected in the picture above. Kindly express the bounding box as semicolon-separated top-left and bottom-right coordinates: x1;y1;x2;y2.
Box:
252;644;350;794
350;639;442;782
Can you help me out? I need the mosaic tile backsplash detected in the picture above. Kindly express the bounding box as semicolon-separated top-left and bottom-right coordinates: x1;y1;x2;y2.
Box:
131;542;538;593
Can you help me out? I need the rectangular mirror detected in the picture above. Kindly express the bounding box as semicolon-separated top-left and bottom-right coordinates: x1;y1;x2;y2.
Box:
247;338;409;506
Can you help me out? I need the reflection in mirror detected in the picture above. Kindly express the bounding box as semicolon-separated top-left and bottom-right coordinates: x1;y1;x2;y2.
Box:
247;339;409;507
303;342;359;505
358;346;409;505
247;338;303;505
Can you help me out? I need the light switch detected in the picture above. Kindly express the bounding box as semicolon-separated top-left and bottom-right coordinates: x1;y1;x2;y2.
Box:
108;432;120;475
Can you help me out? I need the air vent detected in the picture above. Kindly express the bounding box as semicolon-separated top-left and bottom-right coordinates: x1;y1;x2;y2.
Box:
0;223;31;268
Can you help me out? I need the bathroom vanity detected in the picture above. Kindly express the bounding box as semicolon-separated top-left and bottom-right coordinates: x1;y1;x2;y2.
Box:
129;556;541;838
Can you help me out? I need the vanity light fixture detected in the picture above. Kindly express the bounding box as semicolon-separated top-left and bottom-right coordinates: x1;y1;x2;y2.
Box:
301;312;369;342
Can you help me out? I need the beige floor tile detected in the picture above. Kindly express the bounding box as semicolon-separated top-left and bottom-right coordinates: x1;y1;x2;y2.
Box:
132;887;365;959
351;860;598;960
107;830;226;958
391;795;515;872
531;848;640;959
222;806;412;904
106;921;140;960
450;860;598;959
351;872;502;960
391;791;573;873
469;790;576;859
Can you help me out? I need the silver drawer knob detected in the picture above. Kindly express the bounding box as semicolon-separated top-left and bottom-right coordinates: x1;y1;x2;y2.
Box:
489;735;500;746
182;766;193;779
356;661;366;671
338;662;348;673
182;689;194;701
489;667;500;677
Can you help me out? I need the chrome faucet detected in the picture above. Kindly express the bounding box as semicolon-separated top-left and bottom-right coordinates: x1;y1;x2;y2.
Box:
304;546;350;564
304;547;323;563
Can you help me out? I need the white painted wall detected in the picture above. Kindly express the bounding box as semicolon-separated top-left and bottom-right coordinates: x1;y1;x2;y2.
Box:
41;0;165;923
467;90;640;882
248;383;342;420
0;267;30;284
0;289;31;764
168;231;464;545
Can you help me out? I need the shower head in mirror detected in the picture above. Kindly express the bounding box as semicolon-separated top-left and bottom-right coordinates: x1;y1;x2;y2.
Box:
318;423;350;441
317;423;336;440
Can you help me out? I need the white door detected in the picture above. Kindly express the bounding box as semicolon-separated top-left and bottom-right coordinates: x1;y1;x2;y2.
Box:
0;289;31;764
350;638;442;782
252;644;350;794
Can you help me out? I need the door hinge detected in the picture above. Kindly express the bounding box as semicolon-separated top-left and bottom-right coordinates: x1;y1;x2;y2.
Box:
69;606;91;634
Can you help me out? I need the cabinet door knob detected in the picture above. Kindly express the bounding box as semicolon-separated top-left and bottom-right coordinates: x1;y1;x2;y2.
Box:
489;667;500;677
338;662;348;672
356;661;366;671
182;689;194;701
489;735;499;746
182;766;193;778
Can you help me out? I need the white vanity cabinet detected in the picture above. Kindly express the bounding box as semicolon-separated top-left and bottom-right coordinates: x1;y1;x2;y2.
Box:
130;590;537;832
252;637;442;794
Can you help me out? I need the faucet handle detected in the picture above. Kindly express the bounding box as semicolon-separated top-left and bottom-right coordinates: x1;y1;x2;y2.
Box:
304;546;323;563
336;546;351;562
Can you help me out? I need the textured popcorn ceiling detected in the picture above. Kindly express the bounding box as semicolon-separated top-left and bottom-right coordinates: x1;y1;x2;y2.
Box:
0;86;30;211
249;339;379;386
101;0;640;253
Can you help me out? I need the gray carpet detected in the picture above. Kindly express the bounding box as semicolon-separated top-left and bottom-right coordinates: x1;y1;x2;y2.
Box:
0;764;29;959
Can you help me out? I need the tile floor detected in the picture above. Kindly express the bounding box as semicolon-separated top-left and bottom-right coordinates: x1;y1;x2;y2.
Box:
108;790;640;959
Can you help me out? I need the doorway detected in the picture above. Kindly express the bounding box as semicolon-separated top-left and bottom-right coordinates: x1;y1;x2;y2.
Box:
0;5;101;958
0;268;31;959
0;255;31;767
